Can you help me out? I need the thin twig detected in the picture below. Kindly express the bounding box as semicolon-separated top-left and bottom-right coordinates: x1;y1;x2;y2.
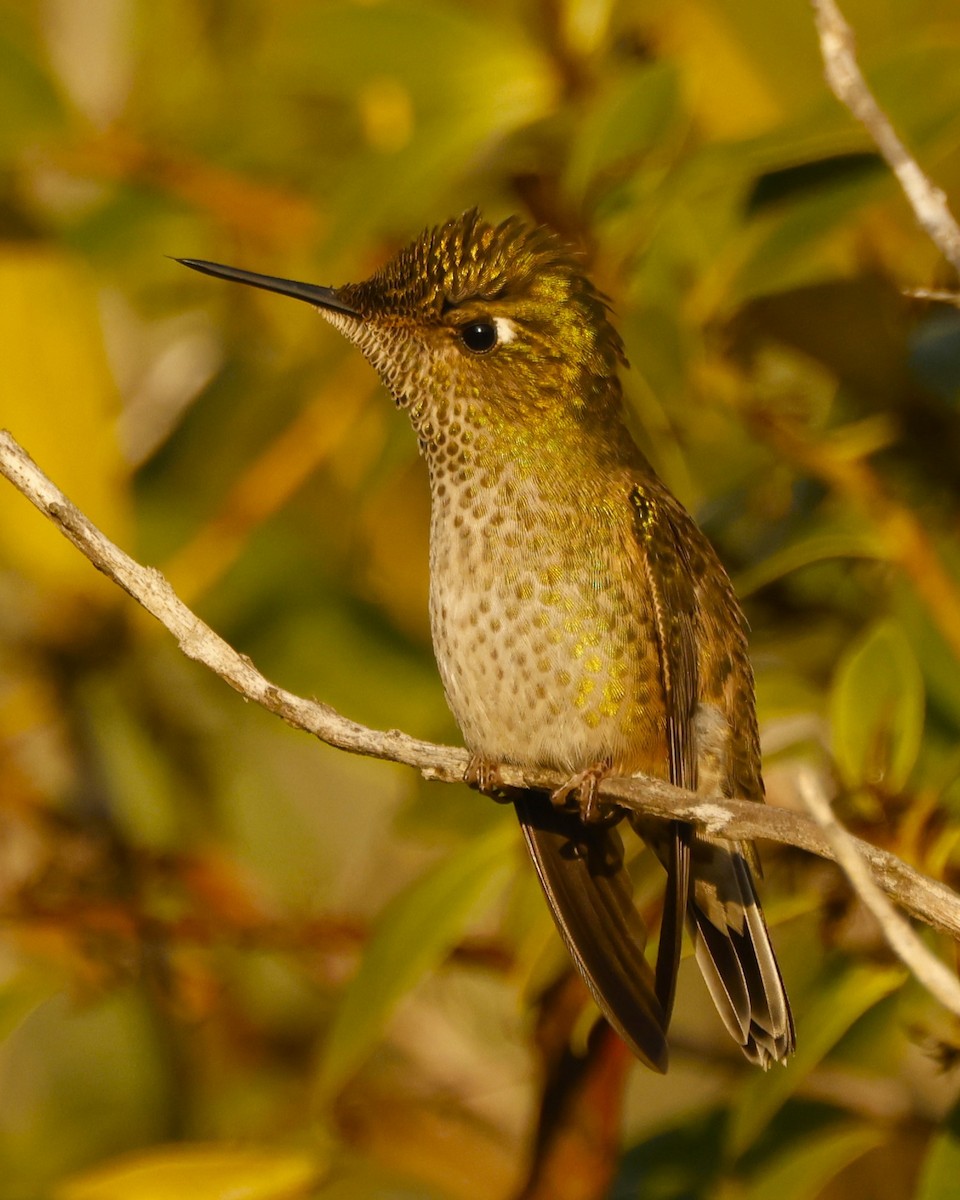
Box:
904;288;960;307
797;768;960;1018
3;428;960;946
802;0;960;998
811;0;960;275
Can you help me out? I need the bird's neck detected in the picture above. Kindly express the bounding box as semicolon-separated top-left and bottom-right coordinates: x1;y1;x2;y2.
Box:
415;377;649;512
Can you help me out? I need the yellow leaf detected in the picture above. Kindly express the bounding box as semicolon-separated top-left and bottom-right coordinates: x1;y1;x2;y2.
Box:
0;246;129;596
660;0;783;137
55;1144;325;1200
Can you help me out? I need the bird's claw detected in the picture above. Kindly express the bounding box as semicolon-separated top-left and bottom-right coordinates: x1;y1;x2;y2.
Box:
550;764;618;825
464;755;511;801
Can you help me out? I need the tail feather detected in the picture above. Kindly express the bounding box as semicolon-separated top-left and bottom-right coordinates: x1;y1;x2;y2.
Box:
653;822;690;1024
690;839;795;1067
515;798;793;1071
515;794;669;1073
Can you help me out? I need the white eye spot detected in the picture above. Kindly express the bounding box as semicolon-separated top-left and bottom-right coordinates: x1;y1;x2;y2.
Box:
493;316;518;345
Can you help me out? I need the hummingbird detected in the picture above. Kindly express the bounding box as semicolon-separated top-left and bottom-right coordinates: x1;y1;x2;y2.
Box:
177;210;794;1071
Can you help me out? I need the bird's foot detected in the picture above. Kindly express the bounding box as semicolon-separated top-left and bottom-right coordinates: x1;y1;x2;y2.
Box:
464;755;512;802
550;762;618;825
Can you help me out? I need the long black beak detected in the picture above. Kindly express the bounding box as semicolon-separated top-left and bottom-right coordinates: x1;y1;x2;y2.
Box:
175;258;361;318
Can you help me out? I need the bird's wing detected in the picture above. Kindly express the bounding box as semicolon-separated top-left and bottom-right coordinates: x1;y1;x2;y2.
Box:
644;489;795;1066
628;483;700;1021
629;484;700;793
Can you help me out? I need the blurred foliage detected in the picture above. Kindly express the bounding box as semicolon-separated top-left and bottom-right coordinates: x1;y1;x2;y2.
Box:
2;0;960;1197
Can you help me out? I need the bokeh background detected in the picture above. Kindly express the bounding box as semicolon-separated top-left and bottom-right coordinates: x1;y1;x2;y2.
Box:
2;1;960;1197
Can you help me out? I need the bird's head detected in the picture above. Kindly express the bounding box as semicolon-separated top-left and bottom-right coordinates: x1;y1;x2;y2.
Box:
178;211;626;454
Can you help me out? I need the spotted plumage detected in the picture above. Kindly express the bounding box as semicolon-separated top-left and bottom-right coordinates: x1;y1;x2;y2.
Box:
178;210;795;1070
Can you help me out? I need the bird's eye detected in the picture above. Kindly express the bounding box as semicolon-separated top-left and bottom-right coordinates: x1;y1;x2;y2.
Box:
459;320;498;353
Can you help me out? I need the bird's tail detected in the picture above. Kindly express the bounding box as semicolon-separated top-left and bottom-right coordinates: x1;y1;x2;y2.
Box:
687;835;795;1067
514;793;669;1073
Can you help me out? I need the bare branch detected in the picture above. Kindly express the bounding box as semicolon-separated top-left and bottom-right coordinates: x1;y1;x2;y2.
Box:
811;0;960;276
3;428;960;950
798;768;960;1018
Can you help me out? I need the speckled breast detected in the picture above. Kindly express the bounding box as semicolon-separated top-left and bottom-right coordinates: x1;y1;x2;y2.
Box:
426;459;669;778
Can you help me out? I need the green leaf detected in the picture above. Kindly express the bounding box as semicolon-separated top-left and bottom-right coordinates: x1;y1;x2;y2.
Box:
611;1107;727;1199
916;1098;960;1200
730;962;904;1156
0;990;170;1194
0;15;66;154
732;163;886;302
314;817;515;1099
284;0;556;238
830;619;926;791
563;62;680;206
735;527;881;597
743;1124;881;1200
895;580;960;736
0;970;60;1044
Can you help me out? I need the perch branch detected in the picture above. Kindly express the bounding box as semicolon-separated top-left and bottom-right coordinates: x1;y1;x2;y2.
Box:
3;429;960;950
